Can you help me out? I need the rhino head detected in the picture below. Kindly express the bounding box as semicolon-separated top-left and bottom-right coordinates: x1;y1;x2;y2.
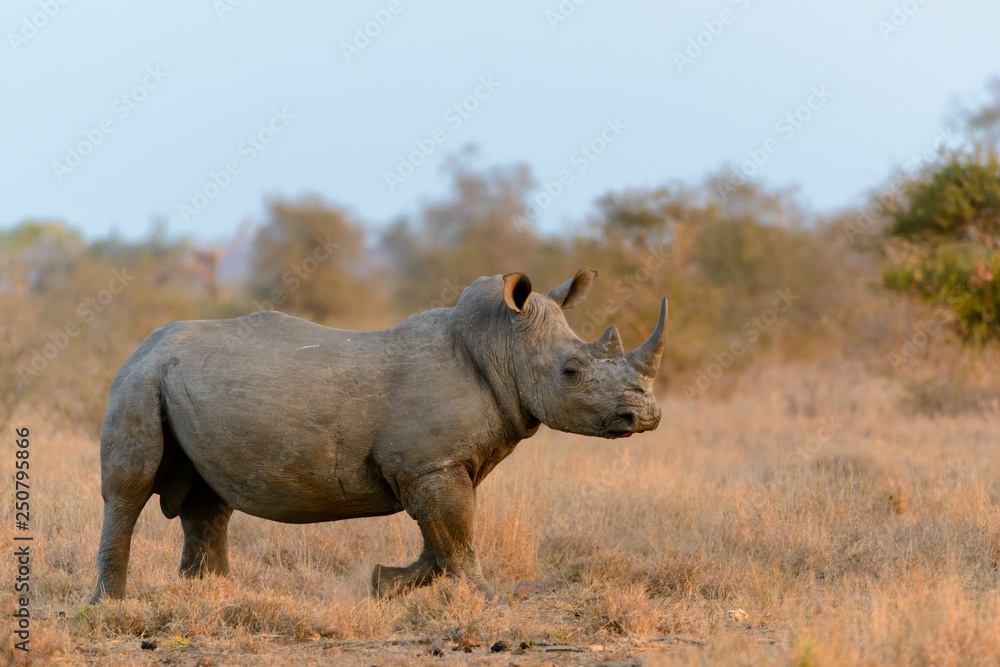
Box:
490;268;667;439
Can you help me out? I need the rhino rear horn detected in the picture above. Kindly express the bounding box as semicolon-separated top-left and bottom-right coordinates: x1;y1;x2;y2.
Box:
589;326;625;358
546;268;596;309
626;298;668;378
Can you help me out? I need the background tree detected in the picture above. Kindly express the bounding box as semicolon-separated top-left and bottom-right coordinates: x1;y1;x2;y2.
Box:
250;198;374;324
379;153;555;316
964;76;1000;149
889;156;1000;249
882;82;1000;341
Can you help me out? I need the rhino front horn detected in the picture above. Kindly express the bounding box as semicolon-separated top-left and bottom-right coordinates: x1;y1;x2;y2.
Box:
626;298;668;378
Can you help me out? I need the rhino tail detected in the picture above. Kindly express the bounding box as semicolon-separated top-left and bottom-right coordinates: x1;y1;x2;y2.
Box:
154;419;196;520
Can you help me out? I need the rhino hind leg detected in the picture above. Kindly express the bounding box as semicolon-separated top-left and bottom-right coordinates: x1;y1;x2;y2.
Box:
90;494;151;604
373;467;509;610
90;387;164;604
178;474;233;578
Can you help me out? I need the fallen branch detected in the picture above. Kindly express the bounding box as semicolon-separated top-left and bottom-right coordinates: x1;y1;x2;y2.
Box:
642;634;705;647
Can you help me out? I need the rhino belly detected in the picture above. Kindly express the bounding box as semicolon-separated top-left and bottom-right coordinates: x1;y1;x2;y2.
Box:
188;446;405;524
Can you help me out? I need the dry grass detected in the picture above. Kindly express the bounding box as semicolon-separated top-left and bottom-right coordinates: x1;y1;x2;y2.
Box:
2;361;1000;665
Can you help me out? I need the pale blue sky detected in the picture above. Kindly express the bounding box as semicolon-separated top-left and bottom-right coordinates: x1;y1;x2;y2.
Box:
2;0;998;241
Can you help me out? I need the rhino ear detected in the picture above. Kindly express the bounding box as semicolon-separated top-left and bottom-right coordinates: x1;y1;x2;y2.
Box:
547;268;597;309
503;273;532;313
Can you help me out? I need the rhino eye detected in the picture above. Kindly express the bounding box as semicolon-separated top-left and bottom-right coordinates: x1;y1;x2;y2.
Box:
562;367;580;381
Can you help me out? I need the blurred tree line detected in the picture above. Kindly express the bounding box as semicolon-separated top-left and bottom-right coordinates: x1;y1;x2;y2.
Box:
0;162;864;431
4;80;1000;429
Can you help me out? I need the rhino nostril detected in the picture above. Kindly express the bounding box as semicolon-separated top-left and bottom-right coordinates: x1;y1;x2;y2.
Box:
615;410;636;431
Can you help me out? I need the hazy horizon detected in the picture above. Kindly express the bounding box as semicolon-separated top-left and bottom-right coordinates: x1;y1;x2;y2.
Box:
3;0;999;241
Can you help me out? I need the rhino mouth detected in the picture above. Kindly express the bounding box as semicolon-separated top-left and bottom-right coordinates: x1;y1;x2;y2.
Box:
602;409;639;438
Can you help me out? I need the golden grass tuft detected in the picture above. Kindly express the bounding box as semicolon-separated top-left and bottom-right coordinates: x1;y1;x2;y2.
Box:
582;583;664;637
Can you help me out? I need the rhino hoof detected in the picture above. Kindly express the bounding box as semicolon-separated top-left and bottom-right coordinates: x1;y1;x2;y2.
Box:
371;563;413;598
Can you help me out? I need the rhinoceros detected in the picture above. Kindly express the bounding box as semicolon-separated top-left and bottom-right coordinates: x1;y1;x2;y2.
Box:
90;269;667;607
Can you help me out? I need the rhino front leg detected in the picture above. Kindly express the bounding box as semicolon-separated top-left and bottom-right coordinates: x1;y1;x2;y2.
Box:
371;540;441;598
376;466;508;609
179;476;233;577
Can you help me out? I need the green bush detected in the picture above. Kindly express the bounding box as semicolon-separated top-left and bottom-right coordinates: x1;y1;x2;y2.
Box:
882;245;1000;342
882;149;1000;342
889;156;1000;245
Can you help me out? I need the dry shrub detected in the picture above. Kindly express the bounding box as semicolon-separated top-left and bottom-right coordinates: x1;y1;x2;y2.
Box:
647;553;704;598
536;533;600;580
888;327;1000;417
0;623;74;665
474;479;540;584
797;574;1000;666
583;584;664;638
74;577;403;644
401;577;502;645
218;596;308;636
78;598;168;637
579;547;648;587
900;371;1000;417
315;598;403;640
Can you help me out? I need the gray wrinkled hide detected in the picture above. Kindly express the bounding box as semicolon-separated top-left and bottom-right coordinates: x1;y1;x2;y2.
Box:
90;270;667;607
